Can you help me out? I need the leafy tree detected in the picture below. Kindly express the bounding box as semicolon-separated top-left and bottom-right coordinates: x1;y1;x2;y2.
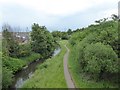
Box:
52;31;70;40
51;31;62;41
2;25;19;57
111;14;119;21
67;29;72;35
31;23;55;57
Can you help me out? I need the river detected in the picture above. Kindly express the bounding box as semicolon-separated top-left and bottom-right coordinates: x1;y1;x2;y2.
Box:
10;48;61;89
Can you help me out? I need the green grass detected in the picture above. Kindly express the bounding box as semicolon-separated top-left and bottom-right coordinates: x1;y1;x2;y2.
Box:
67;44;117;88
3;56;25;73
20;52;42;65
22;40;67;88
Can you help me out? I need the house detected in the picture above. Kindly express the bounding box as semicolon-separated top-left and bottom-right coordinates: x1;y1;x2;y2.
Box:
14;32;30;43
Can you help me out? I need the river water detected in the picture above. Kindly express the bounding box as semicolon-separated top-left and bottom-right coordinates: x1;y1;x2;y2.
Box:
10;48;61;89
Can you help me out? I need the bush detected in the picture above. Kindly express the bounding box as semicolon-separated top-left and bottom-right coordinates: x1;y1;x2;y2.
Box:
84;43;118;77
2;56;25;73
78;42;88;70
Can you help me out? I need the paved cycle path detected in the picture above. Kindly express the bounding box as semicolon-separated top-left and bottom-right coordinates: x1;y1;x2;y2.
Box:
63;45;75;88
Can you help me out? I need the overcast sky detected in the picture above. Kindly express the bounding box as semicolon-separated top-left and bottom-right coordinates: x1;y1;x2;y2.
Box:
0;0;119;31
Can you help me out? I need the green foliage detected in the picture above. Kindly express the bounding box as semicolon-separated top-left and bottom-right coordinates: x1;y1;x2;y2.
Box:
2;56;25;73
52;31;62;40
22;41;67;88
2;24;57;88
61;32;69;40
68;44;117;88
18;43;31;57
20;52;42;64
69;19;119;87
67;29;72;35
52;31;70;40
2;29;19;57
2;52;41;73
84;43;118;75
31;23;55;57
2;52;42;88
2;67;13;88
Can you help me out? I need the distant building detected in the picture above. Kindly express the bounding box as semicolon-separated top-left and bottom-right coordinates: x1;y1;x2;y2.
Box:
1;31;30;43
13;32;30;43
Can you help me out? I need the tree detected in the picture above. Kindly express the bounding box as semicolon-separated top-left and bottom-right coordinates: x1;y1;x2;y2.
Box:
31;23;55;57
67;29;72;35
2;24;19;57
51;31;62;40
111;14;119;21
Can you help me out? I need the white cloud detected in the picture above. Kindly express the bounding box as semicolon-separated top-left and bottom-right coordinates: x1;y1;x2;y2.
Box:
0;0;118;16
0;0;119;31
103;9;118;18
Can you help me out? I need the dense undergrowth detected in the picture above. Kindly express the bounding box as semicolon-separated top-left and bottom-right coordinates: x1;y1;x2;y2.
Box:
68;19;119;88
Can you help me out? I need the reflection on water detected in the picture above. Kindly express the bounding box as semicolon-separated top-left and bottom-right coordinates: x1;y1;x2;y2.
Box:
14;72;33;88
10;48;61;89
15;78;23;88
11;59;43;89
53;48;61;56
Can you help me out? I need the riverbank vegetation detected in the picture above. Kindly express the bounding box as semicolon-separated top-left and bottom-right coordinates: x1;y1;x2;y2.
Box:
2;23;58;88
22;40;67;88
68;15;119;88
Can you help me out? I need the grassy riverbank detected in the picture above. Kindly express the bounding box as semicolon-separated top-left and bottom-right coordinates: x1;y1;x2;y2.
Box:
22;40;67;88
2;52;41;88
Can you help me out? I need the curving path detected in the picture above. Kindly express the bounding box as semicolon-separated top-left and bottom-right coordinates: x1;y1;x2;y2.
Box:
63;45;75;88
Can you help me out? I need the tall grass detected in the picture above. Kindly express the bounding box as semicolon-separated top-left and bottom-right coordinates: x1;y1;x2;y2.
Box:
22;40;67;88
20;52;42;65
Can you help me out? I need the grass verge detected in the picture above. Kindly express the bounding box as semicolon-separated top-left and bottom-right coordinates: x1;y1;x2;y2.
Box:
22;40;67;88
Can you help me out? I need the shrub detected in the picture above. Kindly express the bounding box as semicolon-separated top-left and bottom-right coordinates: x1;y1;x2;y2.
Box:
78;42;88;70
2;56;25;73
84;43;118;78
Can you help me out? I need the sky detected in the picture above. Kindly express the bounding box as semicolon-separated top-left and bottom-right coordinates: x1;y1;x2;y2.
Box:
0;0;119;32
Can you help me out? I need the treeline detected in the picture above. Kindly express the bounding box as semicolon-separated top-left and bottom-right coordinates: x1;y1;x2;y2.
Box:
69;15;119;87
2;23;58;88
51;29;72;41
